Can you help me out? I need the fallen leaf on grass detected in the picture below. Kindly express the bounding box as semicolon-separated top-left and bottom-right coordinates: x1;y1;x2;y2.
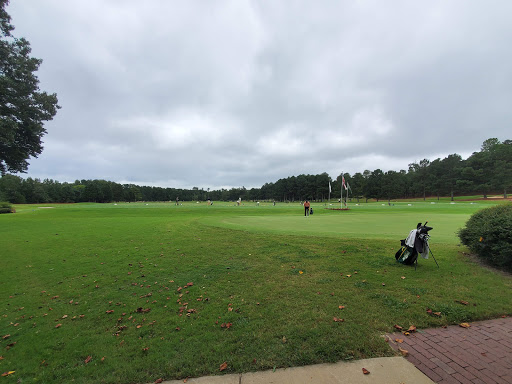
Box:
338;305;345;310
362;368;370;374
459;323;471;328
55;324;62;328
407;325;416;333
1;371;15;377
84;356;92;364
155;379;163;384
220;322;232;329
2;335;10;340
219;362;228;371
333;317;344;323
455;300;469;305
394;324;403;331
398;347;409;356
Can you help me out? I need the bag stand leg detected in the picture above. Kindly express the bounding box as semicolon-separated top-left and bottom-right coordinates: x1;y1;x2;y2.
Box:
429;248;440;268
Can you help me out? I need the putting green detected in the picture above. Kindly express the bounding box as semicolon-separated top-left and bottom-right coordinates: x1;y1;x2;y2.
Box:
201;202;487;245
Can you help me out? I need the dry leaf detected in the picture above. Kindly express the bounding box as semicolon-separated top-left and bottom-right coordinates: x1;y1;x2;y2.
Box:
395;338;404;343
401;276;406;279
362;368;370;374
155;379;163;383
1;371;15;377
459;323;471;328
333;317;344;322
394;324;403;331
84;356;92;364
219;362;228;371
398;347;409;356
338;305;345;310
55;324;62;328
407;325;416;333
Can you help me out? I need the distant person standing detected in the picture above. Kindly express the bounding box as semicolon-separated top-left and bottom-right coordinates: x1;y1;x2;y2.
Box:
176;197;179;206
304;200;310;216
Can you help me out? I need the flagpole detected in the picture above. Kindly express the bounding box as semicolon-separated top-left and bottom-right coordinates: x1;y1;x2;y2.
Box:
340;172;343;209
328;180;331;207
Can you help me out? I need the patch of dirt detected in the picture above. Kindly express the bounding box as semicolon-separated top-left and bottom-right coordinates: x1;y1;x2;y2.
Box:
457;196;512;202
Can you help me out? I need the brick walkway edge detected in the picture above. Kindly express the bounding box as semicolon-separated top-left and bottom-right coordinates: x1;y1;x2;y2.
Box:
387;317;511;384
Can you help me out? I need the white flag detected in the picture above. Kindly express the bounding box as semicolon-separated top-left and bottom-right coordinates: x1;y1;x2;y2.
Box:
329;181;331;193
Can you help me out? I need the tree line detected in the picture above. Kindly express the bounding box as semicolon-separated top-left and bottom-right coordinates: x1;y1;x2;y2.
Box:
0;138;510;204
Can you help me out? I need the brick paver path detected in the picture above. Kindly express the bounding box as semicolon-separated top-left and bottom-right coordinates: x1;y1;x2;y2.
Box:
387;317;511;384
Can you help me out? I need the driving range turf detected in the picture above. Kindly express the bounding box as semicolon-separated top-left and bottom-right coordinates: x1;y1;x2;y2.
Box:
1;200;511;383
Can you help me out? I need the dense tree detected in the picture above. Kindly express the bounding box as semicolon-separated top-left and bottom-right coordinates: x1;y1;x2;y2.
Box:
1;138;510;204
0;0;60;175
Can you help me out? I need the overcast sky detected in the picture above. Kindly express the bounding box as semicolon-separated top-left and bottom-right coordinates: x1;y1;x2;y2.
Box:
7;0;512;189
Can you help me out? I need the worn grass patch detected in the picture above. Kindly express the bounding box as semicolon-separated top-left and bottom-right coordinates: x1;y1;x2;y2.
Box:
0;201;510;383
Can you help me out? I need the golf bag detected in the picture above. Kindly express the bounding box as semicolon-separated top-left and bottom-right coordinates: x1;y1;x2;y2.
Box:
395;222;433;266
310;208;314;215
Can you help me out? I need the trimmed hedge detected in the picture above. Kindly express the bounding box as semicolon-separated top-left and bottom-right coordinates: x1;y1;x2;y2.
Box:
458;203;512;271
0;202;13;214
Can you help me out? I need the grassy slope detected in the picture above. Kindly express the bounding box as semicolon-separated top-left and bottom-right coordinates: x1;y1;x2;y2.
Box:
0;201;510;383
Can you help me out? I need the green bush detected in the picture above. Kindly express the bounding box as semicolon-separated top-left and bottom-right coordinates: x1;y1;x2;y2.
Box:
458;203;512;271
0;202;13;214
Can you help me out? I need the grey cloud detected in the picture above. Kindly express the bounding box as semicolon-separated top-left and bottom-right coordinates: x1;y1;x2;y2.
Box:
7;0;512;189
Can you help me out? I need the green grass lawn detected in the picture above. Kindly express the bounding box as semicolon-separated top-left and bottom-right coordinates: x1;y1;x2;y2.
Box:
0;201;510;383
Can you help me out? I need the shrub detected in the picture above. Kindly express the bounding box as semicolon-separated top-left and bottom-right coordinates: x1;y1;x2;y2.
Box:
458;203;512;271
0;202;14;214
